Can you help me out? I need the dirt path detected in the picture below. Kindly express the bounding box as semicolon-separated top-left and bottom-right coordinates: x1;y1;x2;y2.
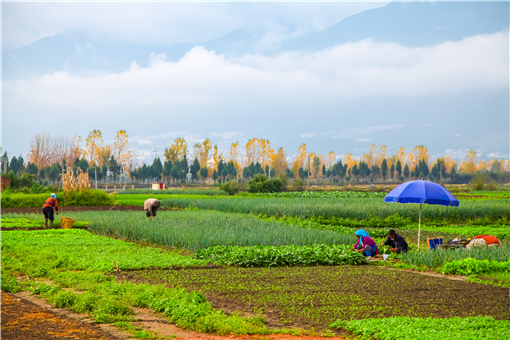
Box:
2;205;144;214
1;291;120;340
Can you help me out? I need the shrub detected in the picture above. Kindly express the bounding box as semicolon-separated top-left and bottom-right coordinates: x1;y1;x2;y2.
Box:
220;180;242;195
247;174;282;193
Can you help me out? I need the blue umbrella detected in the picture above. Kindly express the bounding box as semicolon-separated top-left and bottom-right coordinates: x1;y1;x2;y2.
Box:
384;180;459;249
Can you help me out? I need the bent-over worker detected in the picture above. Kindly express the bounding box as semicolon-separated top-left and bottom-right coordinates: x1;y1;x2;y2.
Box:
351;229;379;257
144;198;161;219
42;193;59;228
381;229;409;254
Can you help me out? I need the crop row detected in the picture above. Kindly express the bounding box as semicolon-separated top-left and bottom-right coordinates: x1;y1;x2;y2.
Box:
401;246;510;268
330;316;510;340
441;258;510;275
160;197;509;223
84;211;356;251
1;190;115;208
1;217;89;229
193;244;367;267
241;191;386;199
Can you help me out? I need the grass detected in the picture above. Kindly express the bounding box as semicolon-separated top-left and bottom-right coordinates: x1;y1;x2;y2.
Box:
85;211;356;251
160;197;509;223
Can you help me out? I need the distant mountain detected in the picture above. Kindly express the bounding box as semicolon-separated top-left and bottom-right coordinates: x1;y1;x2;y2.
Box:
281;1;509;51
3;1;508;80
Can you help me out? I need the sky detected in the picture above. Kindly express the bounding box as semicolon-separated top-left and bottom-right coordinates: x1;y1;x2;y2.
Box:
2;1;509;165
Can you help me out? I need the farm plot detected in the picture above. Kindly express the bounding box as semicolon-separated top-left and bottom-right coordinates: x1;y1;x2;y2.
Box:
161;197;510;223
118;265;510;331
47;211;356;251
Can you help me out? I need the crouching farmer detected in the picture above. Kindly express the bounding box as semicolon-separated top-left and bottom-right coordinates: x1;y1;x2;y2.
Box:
351;229;379;257
42;193;59;228
381;229;409;254
144;198;161;219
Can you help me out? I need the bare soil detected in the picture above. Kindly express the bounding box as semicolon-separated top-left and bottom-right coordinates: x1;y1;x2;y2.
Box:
2;205;144;214
1;291;120;340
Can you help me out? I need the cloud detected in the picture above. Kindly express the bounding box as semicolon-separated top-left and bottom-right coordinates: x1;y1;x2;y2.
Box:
301;124;404;140
211;132;242;139
2;2;385;50
5;31;507;110
425;124;432;127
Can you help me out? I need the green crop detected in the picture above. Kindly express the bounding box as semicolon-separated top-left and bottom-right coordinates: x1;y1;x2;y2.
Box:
441;258;510;275
1;217;89;229
1;229;205;272
1;190;114;208
193;244;367;267
240;191;386;199
83;211;356;251
330;316;510;339
160;197;509;223
115;194;234;206
401;246;510;268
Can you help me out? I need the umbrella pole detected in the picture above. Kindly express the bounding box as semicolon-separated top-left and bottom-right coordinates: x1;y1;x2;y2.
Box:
418;203;422;250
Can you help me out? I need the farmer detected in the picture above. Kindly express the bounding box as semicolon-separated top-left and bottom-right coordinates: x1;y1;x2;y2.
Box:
144;198;161;219
381;229;409;254
42;193;59;228
351;229;379;257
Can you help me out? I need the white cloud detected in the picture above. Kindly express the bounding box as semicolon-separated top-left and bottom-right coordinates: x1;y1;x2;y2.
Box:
3;2;385;50
5;31;507;109
356;138;370;142
425;124;432;127
211;132;242;139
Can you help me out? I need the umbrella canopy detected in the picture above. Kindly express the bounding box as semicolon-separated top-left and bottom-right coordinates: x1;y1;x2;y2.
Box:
384;180;459;206
384;180;459;249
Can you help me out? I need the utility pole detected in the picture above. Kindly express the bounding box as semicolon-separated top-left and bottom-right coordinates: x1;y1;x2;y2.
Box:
439;158;444;187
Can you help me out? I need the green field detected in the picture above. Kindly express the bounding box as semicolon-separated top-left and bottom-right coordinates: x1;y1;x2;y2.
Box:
161;197;509;223
2;188;510;339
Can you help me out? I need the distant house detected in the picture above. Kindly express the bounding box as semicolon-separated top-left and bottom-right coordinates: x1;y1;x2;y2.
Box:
152;183;165;190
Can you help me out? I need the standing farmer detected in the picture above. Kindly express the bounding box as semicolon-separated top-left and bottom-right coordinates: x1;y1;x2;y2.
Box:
42;193;59;228
144;198;161;219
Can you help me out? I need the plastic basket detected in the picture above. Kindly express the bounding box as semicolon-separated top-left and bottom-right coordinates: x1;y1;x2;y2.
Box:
427;237;443;250
61;217;75;229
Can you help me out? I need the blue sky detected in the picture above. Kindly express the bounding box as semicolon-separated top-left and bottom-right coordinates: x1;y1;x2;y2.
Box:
2;1;509;165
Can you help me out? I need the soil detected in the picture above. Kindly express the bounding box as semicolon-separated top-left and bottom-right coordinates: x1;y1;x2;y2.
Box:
116;266;510;331
1;291;120;340
2;290;347;340
2;205;144;214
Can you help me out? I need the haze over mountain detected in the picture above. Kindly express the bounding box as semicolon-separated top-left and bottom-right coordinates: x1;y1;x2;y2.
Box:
2;1;509;163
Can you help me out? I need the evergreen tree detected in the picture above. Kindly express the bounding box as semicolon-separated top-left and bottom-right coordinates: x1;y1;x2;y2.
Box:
26;162;39;175
403;164;410;178
381;159;388;180
322;165;326;177
151;157;163;181
213;170;218;182
390;164;395;179
396;160;402;176
191;158;200;180
200;167;208;180
162;160;172;181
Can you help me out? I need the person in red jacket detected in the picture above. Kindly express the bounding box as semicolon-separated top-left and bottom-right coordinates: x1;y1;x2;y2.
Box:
42;193;59;228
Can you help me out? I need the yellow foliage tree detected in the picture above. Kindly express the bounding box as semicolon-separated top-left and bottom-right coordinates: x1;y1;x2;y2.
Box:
27;133;83;168
413;145;429;166
113;130;134;171
460;149;477;174
193;139;212;168
97;145;112;167
291;143;307;178
164;137;188;161
327;151;336;168
83;129;103;166
271;147;288;176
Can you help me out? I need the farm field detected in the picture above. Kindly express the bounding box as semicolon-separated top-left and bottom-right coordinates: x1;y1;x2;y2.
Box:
2;189;510;339
118;265;510;330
